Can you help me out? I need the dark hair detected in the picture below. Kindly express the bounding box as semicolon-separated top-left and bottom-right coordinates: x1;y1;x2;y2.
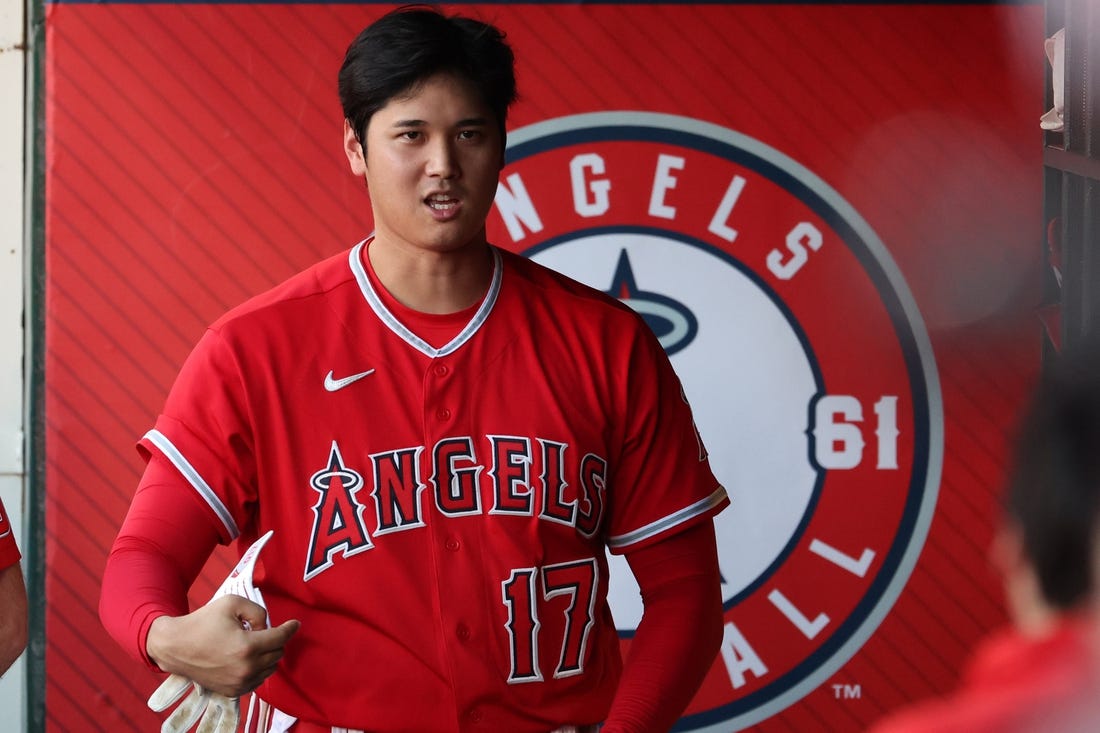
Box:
1006;336;1100;609
338;5;517;147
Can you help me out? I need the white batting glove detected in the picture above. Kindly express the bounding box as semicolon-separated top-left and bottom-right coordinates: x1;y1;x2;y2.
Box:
147;530;274;733
149;677;239;733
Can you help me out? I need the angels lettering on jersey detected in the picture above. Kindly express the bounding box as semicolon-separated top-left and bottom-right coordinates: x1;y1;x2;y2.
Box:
305;436;608;581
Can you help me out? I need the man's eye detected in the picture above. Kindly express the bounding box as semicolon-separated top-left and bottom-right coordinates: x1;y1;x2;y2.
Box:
458;130;481;140
401;131;421;140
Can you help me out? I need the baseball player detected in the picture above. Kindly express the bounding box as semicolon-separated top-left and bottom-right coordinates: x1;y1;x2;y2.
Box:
0;495;27;677
100;6;728;732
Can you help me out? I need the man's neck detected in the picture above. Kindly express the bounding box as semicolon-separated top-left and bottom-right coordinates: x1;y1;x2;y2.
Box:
367;235;494;315
1005;565;1062;638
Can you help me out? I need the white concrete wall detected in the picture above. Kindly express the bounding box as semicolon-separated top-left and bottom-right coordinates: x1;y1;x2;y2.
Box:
0;0;25;724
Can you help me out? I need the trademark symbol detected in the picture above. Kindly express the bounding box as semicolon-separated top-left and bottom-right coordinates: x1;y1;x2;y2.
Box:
832;683;862;700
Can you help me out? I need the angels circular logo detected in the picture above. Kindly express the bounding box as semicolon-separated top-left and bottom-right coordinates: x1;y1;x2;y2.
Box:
488;112;943;731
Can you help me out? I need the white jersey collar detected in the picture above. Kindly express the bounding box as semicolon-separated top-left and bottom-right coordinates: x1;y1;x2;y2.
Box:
349;239;503;358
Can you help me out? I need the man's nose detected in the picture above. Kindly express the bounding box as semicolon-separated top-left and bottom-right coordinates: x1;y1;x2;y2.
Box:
426;139;459;179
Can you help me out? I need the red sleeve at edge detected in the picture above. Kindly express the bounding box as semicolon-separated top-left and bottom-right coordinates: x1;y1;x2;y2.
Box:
0;495;20;570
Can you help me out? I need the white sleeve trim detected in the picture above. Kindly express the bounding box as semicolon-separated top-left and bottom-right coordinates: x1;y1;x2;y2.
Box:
606;485;727;551
144;429;241;540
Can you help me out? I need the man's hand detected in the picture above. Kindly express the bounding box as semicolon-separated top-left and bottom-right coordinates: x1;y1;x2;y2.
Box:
145;530;299;733
147;595;300;698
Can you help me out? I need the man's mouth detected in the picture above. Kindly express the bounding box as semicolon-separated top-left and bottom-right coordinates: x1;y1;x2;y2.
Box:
426;193;460;212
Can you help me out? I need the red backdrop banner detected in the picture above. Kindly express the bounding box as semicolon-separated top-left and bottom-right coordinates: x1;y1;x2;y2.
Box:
44;3;1044;731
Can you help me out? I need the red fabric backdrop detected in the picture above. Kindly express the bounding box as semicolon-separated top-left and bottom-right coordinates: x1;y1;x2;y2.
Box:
44;2;1044;730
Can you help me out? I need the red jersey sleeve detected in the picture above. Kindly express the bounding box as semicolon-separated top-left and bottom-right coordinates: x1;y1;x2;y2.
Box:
137;328;257;543
605;322;728;553
602;522;724;732
0;496;21;571
99;455;223;668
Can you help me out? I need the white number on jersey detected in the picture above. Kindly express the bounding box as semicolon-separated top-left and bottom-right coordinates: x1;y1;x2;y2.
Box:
501;558;599;683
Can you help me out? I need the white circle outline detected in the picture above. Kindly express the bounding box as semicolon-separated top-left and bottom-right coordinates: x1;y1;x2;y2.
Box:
505;112;945;731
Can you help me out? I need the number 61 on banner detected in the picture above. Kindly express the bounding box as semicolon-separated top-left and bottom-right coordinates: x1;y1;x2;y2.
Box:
812;395;900;471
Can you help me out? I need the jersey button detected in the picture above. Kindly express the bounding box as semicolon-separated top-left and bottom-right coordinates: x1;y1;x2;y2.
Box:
433;364;449;377
456;623;471;641
467;709;483;723
437;407;451;421
444;538;460;551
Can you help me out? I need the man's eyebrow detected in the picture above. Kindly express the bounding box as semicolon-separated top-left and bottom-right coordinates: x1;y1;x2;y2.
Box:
390;117;491;128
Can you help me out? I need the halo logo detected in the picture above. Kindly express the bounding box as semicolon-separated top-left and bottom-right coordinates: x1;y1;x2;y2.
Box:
489;112;943;731
606;249;698;355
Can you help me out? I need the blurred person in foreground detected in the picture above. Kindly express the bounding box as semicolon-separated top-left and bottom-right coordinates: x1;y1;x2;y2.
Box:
0;494;26;676
868;337;1100;733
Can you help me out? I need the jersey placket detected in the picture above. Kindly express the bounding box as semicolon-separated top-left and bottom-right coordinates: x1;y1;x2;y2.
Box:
422;355;494;731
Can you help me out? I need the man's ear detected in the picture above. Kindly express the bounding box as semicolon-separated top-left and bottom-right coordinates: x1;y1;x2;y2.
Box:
343;119;367;177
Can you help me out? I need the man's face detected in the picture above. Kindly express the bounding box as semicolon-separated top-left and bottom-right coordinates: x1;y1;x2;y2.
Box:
344;73;503;254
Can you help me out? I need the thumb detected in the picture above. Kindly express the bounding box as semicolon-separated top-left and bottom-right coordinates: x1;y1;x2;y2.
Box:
272;619;301;643
253;619;301;651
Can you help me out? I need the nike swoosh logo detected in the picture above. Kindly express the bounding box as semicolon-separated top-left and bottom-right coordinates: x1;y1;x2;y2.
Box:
324;369;376;392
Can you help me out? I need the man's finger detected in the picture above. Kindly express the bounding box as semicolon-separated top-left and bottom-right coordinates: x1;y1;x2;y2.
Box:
236;607;269;632
255;642;293;668
217;594;269;631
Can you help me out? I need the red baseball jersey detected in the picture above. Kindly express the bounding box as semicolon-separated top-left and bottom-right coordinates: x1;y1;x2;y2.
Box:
0;496;20;571
866;617;1100;733
139;240;728;732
